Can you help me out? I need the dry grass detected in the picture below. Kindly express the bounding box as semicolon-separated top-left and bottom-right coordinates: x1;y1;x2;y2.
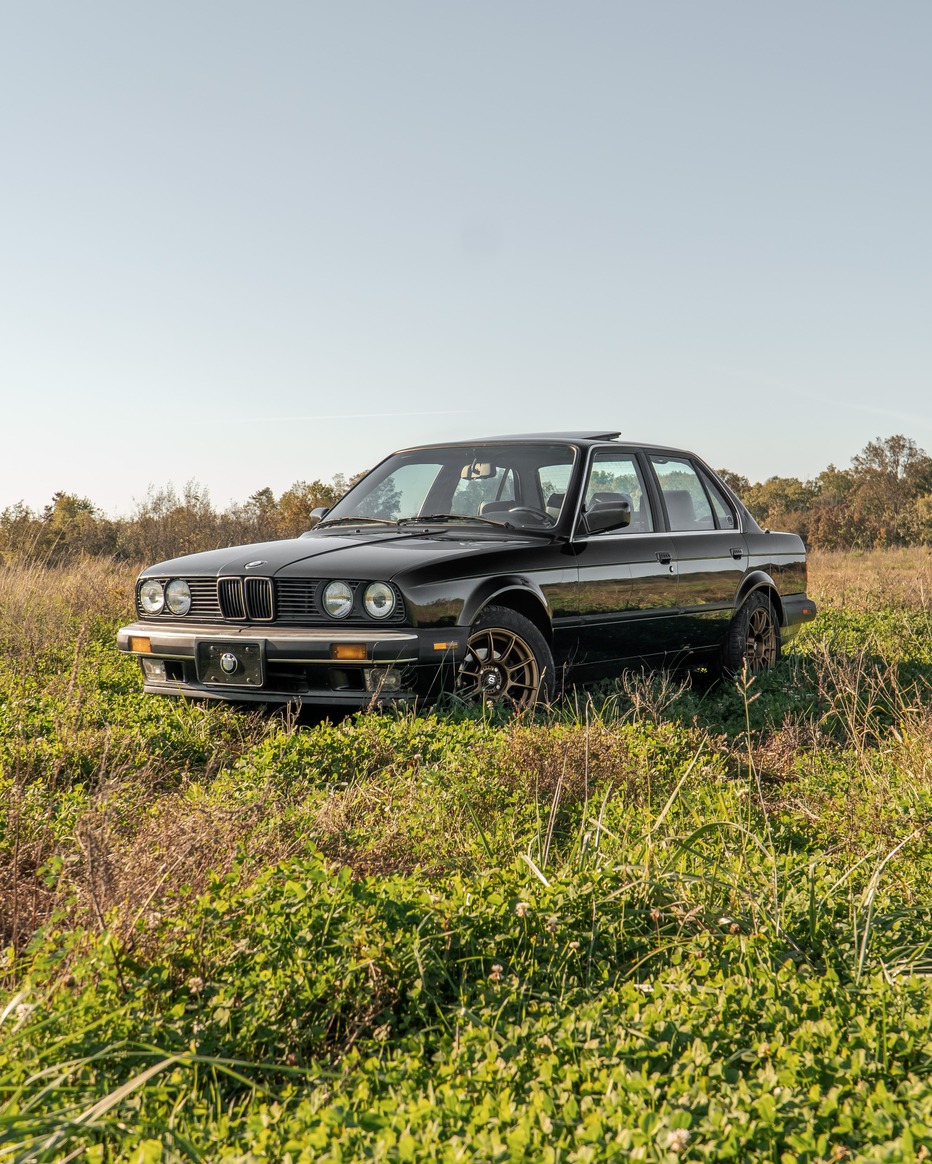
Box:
5;549;932;958
809;545;932;610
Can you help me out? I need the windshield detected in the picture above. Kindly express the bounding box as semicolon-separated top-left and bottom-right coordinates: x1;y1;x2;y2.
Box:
321;443;577;530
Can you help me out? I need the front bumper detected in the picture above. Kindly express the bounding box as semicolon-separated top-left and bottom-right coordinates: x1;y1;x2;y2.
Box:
116;621;468;707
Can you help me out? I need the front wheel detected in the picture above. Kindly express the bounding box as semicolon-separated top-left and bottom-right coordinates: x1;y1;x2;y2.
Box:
720;592;781;677
455;605;555;707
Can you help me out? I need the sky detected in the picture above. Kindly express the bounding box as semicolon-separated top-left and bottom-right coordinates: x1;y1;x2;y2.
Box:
2;1;930;516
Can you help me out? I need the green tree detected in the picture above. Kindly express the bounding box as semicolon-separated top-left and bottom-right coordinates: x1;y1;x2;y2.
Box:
40;492;116;561
846;435;932;547
742;476;817;539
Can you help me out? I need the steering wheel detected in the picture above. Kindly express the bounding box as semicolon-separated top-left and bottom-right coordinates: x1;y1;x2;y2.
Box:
506;506;556;528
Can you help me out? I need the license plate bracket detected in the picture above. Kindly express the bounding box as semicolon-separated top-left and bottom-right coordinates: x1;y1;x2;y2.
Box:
197;641;264;687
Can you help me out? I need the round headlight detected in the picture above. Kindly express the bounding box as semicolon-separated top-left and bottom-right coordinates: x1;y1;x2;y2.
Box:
139;579;165;615
364;582;396;619
323;580;354;618
165;579;192;616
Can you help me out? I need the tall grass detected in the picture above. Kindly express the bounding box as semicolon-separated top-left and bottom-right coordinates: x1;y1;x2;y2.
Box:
2;552;932;1160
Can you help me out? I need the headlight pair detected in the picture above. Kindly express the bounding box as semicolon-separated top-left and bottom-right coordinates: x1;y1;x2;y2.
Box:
139;579;191;616
323;580;396;620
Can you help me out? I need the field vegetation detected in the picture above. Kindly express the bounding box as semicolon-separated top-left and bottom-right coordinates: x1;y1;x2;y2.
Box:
2;547;932;1160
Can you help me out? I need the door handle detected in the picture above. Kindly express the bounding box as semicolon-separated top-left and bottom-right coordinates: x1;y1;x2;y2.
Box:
730;547;744;560
655;551;672;564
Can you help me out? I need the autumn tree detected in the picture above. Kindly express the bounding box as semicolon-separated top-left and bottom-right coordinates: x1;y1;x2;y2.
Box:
741;476;817;539
845;435;932;547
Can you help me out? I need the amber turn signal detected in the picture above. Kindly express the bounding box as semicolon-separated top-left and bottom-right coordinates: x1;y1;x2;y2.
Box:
330;643;368;661
130;636;152;653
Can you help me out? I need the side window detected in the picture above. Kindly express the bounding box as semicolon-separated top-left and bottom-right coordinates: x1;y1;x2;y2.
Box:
539;462;573;519
649;457;715;531
582;453;653;533
450;465;516;516
702;472;737;530
356;462;444;520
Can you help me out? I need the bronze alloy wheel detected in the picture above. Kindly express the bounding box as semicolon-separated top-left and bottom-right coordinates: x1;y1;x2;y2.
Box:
744;604;778;670
720;591;782;678
456;605;554;706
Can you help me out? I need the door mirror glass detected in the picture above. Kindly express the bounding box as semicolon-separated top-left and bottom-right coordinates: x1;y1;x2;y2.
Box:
584;498;632;534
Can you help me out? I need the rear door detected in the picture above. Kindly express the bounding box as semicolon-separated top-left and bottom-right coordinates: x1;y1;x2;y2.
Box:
646;454;747;651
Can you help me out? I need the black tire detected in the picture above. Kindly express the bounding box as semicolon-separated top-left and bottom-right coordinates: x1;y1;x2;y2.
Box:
456;605;555;706
720;591;781;677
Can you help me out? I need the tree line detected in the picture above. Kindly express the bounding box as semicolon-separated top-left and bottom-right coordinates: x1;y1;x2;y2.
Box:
2;434;932;565
0;476;353;565
717;434;932;550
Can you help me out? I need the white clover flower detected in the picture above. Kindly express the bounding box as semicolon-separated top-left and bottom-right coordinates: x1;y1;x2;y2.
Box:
489;964;504;982
666;1128;690;1153
568;940;580;951
187;976;205;994
514;901;530;918
545;915;559;933
13;1003;35;1031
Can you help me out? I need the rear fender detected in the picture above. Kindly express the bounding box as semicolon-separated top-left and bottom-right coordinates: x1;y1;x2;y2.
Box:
734;571;784;624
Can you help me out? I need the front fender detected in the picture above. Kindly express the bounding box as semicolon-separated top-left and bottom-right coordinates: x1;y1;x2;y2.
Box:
460;575;551;628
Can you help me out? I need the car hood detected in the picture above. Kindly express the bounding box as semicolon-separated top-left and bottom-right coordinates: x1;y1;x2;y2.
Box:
139;529;545;582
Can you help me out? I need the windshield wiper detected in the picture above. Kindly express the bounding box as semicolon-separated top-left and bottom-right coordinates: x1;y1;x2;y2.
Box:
316;516;399;529
397;513;511;528
398;513;558;538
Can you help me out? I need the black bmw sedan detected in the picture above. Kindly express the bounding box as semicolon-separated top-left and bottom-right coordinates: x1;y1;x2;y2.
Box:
117;431;816;708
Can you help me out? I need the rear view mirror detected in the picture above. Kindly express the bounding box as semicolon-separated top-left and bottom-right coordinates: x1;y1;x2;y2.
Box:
461;461;496;480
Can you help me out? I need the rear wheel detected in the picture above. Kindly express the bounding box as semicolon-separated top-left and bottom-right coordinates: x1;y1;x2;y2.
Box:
456;605;554;707
720;592;781;677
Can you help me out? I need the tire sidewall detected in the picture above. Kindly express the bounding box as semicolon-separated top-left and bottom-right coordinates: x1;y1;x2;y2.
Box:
461;604;556;704
721;591;781;677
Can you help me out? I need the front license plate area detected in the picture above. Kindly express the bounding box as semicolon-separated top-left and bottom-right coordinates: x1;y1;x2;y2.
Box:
197;641;264;687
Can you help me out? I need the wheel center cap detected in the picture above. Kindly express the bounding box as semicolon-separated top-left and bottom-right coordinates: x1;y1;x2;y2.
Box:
481;665;503;691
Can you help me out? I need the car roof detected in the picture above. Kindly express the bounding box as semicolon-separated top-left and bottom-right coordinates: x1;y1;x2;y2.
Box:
393;432;696;456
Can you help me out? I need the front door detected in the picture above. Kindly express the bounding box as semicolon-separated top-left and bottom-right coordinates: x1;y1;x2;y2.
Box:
572;448;679;675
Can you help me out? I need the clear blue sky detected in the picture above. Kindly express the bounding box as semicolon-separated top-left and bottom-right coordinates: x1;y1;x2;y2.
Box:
2;1;930;514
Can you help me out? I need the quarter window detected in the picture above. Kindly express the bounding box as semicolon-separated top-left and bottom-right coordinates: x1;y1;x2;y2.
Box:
539;462;573;519
702;472;737;530
450;466;516;515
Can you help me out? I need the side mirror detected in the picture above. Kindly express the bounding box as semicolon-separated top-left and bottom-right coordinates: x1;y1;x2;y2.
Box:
583;499;631;535
306;506;329;530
